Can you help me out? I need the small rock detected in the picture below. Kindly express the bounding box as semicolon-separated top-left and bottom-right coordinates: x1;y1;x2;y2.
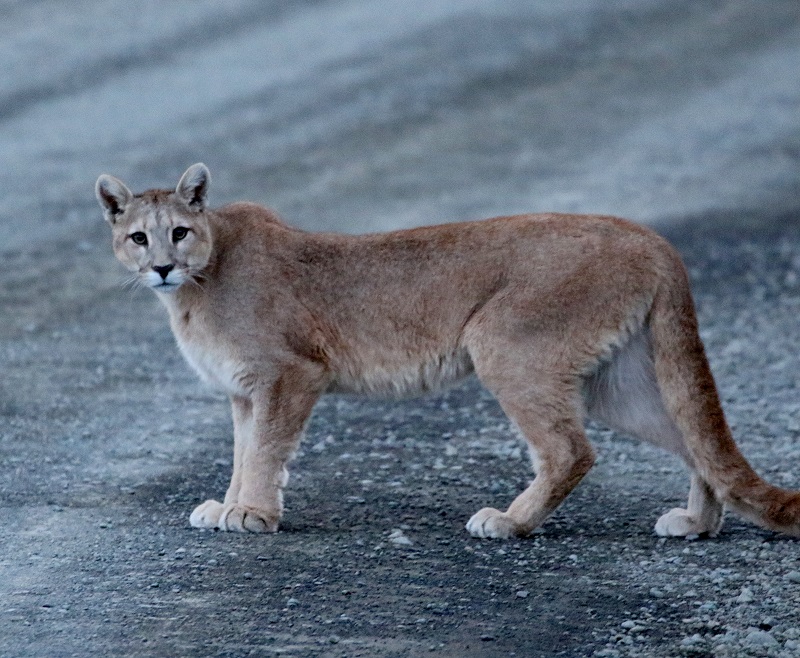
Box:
621;621;646;633
736;587;754;603
480;634;496;642
389;529;413;546
680;634;703;647
286;598;299;607
784;571;800;583
515;590;529;599
743;630;778;649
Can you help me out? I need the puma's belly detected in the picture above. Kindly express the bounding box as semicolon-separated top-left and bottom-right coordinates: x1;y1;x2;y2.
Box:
328;348;474;397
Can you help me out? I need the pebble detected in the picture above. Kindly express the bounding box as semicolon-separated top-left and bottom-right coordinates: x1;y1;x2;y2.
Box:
515;590;529;599
620;620;646;633
784;571;800;583
594;649;620;658
680;634;703;647
389;529;413;546
735;587;754;603
742;629;778;649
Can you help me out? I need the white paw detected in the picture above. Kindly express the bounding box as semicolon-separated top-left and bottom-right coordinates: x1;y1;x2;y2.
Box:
654;507;720;538
466;507;520;539
189;499;225;529
189;500;279;532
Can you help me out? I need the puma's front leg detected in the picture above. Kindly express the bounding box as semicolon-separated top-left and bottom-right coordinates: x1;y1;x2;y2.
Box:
190;364;324;533
189;395;251;529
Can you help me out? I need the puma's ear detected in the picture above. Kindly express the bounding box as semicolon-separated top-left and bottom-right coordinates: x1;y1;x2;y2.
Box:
176;163;210;210
95;174;133;224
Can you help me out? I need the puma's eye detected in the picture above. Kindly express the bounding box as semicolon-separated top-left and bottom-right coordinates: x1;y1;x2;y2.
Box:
130;232;148;246
172;227;189;242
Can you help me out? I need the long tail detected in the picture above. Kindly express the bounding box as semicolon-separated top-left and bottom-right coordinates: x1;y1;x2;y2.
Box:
648;248;800;535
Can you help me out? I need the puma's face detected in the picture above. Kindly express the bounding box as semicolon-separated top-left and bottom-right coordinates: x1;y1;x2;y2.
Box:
96;164;213;292
110;197;213;291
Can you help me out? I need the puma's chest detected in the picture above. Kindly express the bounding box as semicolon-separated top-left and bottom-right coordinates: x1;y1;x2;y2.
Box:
172;321;249;397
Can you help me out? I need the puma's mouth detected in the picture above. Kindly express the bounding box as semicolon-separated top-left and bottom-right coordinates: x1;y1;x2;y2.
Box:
153;281;180;292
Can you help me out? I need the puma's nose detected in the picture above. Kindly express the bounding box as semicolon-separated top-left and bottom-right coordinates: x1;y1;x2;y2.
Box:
152;264;174;280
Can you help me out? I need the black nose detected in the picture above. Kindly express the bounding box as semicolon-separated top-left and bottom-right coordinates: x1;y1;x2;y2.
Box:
152;264;174;280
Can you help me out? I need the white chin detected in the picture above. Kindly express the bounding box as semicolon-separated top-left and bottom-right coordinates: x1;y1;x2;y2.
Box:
152;282;180;292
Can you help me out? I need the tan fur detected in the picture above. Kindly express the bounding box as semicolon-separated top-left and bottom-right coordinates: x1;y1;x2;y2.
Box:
95;164;800;538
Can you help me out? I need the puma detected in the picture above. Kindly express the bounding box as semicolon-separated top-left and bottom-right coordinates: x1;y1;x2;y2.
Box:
95;163;800;539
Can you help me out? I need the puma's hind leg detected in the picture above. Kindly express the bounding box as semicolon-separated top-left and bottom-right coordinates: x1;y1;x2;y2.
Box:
655;472;723;537
466;380;596;539
585;327;724;537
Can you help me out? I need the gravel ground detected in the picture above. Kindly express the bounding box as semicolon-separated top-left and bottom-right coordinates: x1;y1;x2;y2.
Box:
2;2;800;657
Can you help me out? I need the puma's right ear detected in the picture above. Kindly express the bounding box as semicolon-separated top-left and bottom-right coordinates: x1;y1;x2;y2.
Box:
176;163;210;210
95;174;133;224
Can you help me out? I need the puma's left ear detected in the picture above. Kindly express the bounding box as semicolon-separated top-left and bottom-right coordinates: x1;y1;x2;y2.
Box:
95;174;133;224
176;163;210;210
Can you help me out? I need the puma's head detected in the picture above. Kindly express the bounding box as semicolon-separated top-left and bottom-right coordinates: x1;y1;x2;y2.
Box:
95;163;214;292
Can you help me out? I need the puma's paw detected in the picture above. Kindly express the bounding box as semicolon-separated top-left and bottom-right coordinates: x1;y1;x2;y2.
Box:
654;507;721;538
218;504;279;533
466;507;521;539
189;499;225;529
189;500;279;532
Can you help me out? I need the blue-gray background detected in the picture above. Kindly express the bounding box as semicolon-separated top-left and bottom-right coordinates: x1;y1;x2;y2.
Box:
2;0;798;252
